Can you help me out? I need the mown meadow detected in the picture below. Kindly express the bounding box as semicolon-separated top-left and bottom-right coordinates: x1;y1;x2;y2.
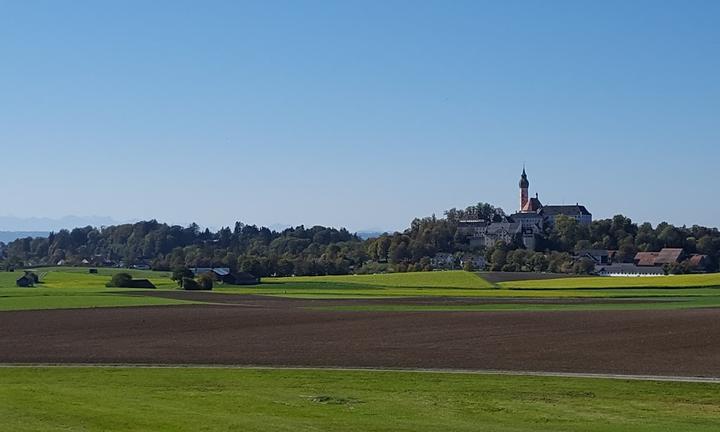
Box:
1;367;718;432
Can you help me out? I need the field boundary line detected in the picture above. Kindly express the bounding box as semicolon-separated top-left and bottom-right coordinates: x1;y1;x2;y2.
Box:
1;363;718;383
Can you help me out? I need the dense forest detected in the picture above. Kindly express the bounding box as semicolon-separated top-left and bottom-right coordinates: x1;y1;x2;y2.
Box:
1;203;718;276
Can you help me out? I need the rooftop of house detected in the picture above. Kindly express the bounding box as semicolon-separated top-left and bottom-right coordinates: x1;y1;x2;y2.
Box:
578;249;610;257
634;248;685;266
635;251;659;266
522;196;543;213
190;267;231;276
688;254;708;267
654;248;685;265
509;212;543;220
484;222;523;235
540;205;592;217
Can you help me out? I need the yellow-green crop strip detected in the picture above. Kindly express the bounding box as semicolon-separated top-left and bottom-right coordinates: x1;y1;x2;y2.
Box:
498;273;720;289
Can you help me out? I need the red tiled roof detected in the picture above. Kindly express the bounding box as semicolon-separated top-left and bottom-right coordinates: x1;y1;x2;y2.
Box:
522;197;543;212
635;248;686;266
688;254;707;267
635;252;659;266
654;248;684;265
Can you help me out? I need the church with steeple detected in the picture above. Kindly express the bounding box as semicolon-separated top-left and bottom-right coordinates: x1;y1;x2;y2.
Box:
457;167;591;251
519;167;542;213
513;167;592;226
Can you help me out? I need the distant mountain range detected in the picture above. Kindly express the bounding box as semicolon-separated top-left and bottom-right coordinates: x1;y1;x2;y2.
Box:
355;231;387;240
0;215;120;232
266;224;389;239
0;231;50;243
0;216;390;243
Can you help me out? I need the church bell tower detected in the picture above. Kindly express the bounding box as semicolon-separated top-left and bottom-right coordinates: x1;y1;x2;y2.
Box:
519;167;529;212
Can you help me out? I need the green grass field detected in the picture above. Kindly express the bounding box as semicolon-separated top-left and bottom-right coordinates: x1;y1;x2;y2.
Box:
281;271;496;289
225;271;720;301
0;367;717;432
0;269;192;311
3;268;720;311
223;271;497;298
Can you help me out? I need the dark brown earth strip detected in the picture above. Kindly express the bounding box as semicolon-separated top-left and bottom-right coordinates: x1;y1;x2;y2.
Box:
1;303;718;377
129;291;676;306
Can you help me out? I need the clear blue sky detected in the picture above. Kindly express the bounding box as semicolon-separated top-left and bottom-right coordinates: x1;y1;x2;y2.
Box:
1;1;718;232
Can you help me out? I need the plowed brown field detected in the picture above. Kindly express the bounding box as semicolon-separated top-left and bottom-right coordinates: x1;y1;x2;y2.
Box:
1;295;718;377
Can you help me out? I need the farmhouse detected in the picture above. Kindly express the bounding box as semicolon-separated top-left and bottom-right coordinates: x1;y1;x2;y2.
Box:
190;267;260;285
577;249;611;265
190;267;231;278
688;254;709;272
226;272;261;285
634;248;686;267
589;247;712;276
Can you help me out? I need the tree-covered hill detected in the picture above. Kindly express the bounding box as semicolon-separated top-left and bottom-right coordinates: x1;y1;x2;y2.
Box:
0;221;367;277
1;203;718;276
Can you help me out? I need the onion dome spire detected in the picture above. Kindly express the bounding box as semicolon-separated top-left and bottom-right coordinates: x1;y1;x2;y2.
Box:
519;166;529;188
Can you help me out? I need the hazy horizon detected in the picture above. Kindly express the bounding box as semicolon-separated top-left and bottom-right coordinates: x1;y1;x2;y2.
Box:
3;1;718;232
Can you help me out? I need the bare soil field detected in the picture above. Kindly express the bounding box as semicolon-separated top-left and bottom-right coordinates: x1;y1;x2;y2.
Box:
131;291;667;306
1;295;718;377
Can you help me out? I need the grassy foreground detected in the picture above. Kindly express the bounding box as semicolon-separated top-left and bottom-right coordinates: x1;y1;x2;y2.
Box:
0;367;718;432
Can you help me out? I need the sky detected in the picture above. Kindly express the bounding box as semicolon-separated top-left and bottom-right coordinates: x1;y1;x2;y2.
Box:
1;0;718;232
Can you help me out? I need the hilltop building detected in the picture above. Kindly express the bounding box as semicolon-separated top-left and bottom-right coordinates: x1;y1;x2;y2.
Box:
517;167;592;225
458;168;592;250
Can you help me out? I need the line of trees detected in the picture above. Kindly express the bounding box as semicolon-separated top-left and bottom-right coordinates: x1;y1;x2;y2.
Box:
0;203;718;275
0;221;368;277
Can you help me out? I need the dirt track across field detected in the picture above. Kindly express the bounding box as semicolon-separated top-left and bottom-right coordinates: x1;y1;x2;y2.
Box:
1;296;719;377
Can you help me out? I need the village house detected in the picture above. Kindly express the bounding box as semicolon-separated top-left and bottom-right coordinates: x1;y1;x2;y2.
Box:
577;249;611;265
430;253;456;270
634;248;686;267
592;247;709;276
688;254;709;272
